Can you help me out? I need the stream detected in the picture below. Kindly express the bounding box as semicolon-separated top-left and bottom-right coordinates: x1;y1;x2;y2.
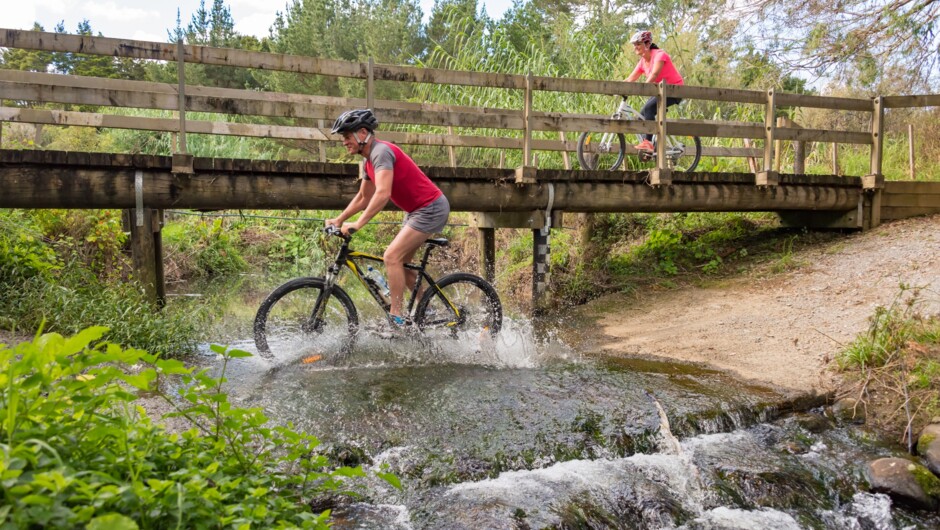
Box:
177;277;939;529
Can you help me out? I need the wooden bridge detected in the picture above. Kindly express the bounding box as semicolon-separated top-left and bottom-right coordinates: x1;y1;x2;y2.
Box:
1;29;939;306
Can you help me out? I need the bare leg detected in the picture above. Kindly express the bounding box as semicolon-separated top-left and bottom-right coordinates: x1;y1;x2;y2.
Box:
384;226;429;318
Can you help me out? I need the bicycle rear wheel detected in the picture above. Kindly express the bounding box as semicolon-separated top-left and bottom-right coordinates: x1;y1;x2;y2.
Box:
415;273;502;338
577;131;626;171
621;134;702;173
253;277;359;362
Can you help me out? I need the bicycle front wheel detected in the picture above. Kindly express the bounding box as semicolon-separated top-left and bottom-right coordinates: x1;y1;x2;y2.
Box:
253;277;359;362
415;273;502;338
577;131;626;171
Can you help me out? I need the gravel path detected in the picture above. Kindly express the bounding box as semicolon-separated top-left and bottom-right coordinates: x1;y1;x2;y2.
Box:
580;215;940;396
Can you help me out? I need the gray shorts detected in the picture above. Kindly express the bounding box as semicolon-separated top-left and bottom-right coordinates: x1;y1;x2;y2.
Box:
403;194;450;234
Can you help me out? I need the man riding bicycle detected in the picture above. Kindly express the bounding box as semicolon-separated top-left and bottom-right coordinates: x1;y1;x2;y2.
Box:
325;109;450;328
624;30;684;152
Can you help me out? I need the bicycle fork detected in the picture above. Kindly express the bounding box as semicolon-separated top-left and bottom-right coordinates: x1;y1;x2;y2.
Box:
306;266;340;334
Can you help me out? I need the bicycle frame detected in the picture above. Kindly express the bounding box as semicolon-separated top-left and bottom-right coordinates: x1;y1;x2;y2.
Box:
311;228;461;327
612;97;687;162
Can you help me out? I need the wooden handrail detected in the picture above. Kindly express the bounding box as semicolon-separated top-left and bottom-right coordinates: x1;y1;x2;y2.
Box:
1;27;937;177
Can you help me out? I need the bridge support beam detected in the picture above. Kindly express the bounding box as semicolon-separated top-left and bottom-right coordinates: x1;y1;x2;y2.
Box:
124;208;165;307
532;227;550;316
473;211;563;315
478;227;495;284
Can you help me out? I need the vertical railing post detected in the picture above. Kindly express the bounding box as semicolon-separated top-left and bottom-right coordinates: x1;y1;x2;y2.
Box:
863;95;885;229
831;143;839;175
515;72;536;183
559;131;571;170
172;38;193;174
757;88;778;186
317;119;327;162
908;123;916;179
447;126;457;167
176;39;187;155
868;96;884;179
649;80;671;186
366;57;375;111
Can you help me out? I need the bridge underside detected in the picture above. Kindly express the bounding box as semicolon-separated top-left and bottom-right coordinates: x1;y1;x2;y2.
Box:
1;151;867;226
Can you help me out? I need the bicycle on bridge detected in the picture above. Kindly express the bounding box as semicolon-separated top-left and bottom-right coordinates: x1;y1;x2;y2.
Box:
577;96;702;173
253;225;503;362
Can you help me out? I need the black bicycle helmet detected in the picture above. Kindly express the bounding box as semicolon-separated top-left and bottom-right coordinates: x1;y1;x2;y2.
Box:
331;109;378;134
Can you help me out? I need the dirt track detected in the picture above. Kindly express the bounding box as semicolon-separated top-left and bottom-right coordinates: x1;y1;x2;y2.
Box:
580;214;940;396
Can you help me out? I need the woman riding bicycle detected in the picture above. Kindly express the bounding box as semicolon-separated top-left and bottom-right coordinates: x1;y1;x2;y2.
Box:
623;30;683;152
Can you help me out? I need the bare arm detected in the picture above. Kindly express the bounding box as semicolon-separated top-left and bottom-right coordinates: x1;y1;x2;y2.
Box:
350;168;393;231
645;59;665;83
625;62;643;83
326;178;374;229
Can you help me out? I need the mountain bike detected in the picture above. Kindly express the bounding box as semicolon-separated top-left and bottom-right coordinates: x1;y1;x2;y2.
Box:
253;225;503;362
577;96;701;172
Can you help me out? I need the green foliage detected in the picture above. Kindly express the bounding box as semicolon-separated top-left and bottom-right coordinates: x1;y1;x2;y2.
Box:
164;217;248;278
0;329;394;528
603;213;763;280
0;212;60;284
1;263;204;357
837;286;939;370
29;209;127;278
0;210;203;355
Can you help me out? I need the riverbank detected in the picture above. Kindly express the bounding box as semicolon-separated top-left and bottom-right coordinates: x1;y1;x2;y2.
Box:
577;214;940;397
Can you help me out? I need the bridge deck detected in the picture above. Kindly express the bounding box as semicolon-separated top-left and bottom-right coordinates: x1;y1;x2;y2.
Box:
0;149;862;214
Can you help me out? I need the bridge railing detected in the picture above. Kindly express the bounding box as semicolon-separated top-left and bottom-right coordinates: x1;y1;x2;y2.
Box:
1;28;938;181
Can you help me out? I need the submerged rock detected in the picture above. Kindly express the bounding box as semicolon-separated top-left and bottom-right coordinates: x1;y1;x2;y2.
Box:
866;457;940;511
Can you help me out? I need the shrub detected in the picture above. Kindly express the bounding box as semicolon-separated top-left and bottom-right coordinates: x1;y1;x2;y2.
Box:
0;329;399;528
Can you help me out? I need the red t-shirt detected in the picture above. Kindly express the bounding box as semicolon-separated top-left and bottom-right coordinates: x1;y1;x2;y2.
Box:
365;140;442;213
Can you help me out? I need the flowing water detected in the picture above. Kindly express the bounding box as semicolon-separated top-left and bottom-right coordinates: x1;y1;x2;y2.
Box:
177;278;940;529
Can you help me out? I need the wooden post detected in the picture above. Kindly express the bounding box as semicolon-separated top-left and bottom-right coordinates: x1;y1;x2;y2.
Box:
522;72;533;167
649;81;671;186
515;72;536;184
560;131;571;170
908;123;916;179
498;151;506;169
757;89;779;186
366;57;375;111
793;120;806;174
774;116;785;173
176;39;187;155
831;143;839;175
869;96;884;179
126;208;162;306
447;126;457;167
743;138;758;173
478;227;495;284
173;39;193;174
532;227;550;316
863;96;885;229
153;209;166;307
317;119;327;162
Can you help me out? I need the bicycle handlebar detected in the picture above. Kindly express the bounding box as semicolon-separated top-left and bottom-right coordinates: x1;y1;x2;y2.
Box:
324;225;355;239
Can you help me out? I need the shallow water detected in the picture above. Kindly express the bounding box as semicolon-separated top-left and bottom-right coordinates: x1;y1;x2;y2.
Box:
179;277;939;529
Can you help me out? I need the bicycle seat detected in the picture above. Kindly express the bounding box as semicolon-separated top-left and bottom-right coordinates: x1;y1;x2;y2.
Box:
425;238;449;247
